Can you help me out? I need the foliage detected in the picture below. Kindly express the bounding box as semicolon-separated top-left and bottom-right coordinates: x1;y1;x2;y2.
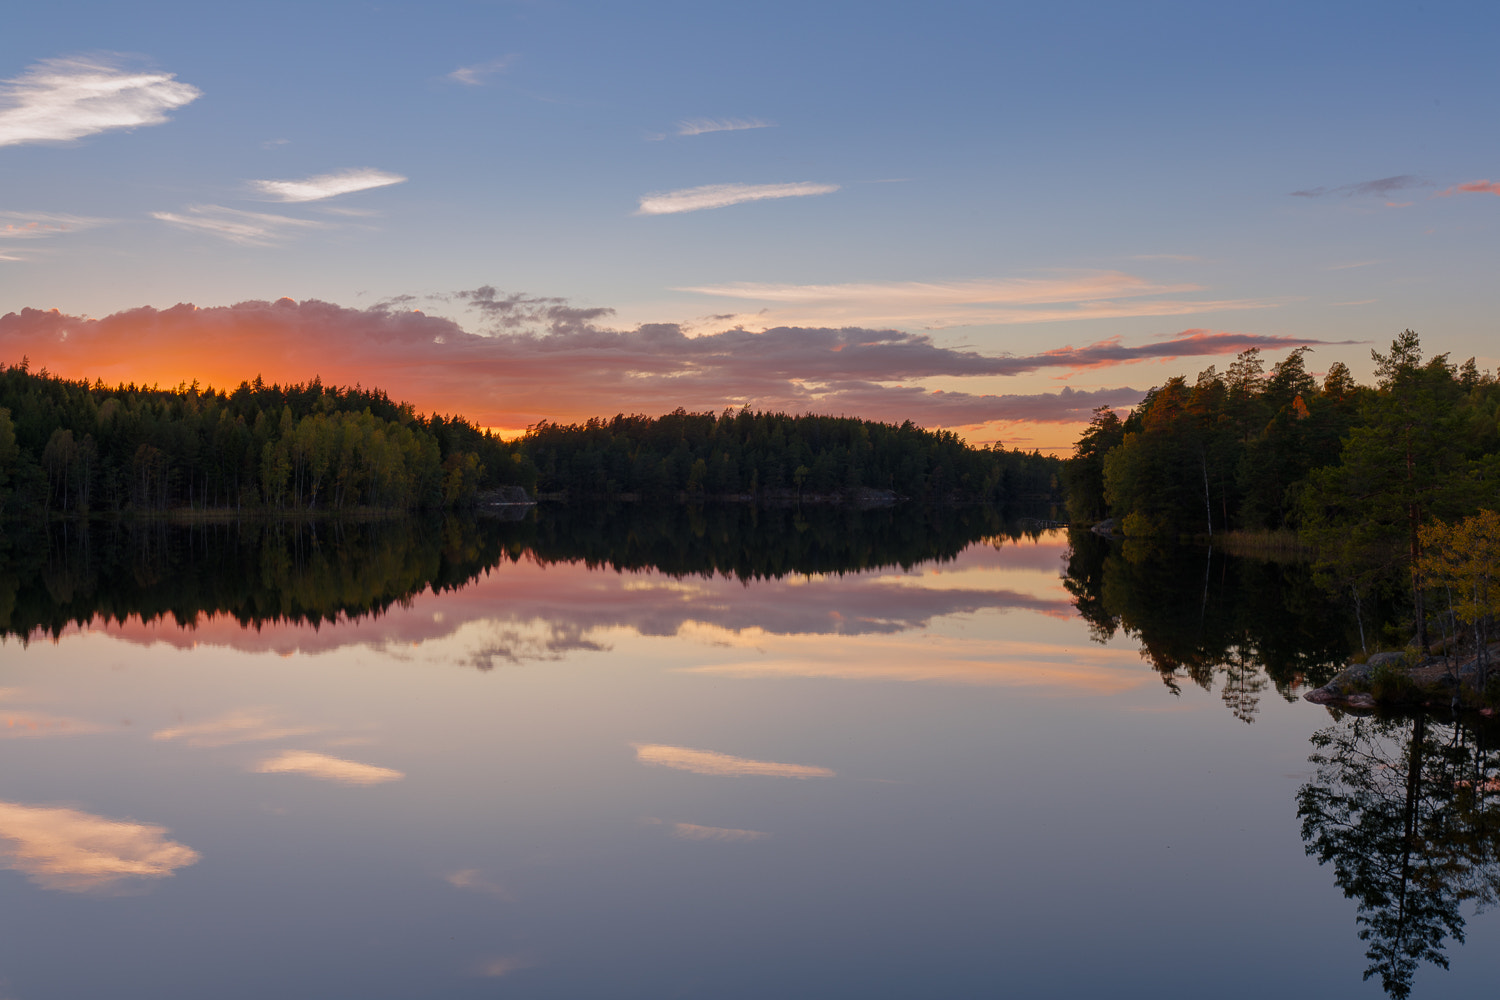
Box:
0;363;531;515
1065;332;1500;649
523;408;1058;502
0;365;1059;517
1419;509;1500;687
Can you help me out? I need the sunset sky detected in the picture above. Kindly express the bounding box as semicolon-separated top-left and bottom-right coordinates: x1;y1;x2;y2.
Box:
2;1;1497;449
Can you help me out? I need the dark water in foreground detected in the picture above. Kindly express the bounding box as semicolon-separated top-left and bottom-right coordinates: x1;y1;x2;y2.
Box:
0;508;1497;999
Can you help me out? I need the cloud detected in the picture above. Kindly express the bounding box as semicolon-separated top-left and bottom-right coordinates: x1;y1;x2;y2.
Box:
445;869;513;898
679;273;1272;327
633;743;834;778
0;211;109;241
150;205;327;246
0;296;1341;433
0;56;200;147
252;750;403;785
448;58;512;86
0;800;200;892
676;117;774;136
1290;175;1426;198
636;182;839;215
1435;179;1500;197
682;635;1152;693
475;956;532;977
152;709;317;747
249;168;407;203
670;822;769;841
0;709;105;738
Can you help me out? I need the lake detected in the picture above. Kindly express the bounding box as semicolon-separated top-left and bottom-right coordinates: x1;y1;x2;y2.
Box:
1;508;1497;998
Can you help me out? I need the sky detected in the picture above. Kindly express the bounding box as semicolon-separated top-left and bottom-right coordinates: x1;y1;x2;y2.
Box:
1;0;1497;449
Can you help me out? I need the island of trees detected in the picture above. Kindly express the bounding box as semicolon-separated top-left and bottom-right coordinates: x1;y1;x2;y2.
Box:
1063;330;1500;684
0;361;1059;518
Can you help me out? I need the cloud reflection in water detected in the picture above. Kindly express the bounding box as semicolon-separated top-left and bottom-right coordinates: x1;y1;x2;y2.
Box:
252;750;404;785
0;801;200;892
634;743;833;779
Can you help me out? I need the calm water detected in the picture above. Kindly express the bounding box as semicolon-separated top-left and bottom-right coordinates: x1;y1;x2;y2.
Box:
1;510;1497;999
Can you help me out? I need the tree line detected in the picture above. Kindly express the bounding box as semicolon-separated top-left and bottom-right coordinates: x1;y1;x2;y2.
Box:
0;361;529;516
524;409;1058;503
0;361;1061;517
1063;331;1500;654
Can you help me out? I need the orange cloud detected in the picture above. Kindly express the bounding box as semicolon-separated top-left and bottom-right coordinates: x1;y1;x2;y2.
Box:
1436;179;1500;197
0;297;1340;433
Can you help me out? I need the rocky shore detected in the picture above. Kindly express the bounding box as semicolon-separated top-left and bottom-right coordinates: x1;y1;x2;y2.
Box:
1304;643;1500;712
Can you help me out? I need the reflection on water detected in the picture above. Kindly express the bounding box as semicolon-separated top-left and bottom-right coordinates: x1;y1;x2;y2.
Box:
1063;530;1356;721
4;508;1500;997
1299;712;1500;999
0;801;199;893
0;504;1031;643
633;743;835;779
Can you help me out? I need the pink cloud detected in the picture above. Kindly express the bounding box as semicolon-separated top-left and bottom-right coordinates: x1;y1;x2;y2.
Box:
0;297;1342;432
1435;179;1500;197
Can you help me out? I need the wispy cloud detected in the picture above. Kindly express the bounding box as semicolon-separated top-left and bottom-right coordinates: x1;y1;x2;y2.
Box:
1435;179;1500;197
249;168;407;203
0;56;200;147
636;182;839;215
1291;174;1426;198
0;800;199;892
475;956;533;978
0;211;109;240
150;205;326;246
680;273;1270;328
445;868;513;898
633;743;834;778
676;117;774;136
448;58;512;86
152;709;316;747
252;749;403;785
669;821;769;841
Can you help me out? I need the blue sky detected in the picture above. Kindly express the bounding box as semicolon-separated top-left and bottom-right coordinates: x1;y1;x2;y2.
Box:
1;1;1496;445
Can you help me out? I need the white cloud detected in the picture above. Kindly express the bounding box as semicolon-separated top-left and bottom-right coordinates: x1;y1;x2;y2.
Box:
0;800;200;892
448;58;512;86
676;117;774;136
632;743;834;778
636;182;839;216
0;56;200;148
249;168;407;203
151;205;326;246
253;749;404;785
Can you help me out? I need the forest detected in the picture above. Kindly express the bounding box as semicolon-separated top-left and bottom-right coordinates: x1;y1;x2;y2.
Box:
524;409;1058;503
1063;331;1500;654
0;361;525;515
0;361;1060;517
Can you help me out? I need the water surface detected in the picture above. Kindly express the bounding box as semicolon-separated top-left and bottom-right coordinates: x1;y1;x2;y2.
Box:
1;510;1497;998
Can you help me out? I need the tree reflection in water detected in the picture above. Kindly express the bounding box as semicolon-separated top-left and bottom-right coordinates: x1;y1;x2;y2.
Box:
0;503;1048;641
1298;713;1500;998
1063;529;1355;721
